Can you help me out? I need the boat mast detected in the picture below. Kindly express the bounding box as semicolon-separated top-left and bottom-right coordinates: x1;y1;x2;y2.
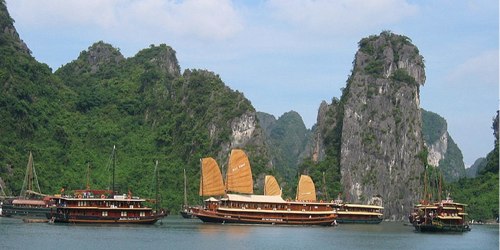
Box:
438;171;442;201
112;145;116;194
86;162;91;190
224;152;229;194
423;166;427;203
155;160;159;212
0;179;7;198
322;172;329;201
20;151;42;198
183;168;187;206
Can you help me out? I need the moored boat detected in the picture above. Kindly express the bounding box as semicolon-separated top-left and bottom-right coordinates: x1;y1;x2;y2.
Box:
409;196;470;232
332;195;384;224
192;149;337;226
409;169;470;232
2;196;54;219
47;190;166;224
180;168;198;219
47;147;166;224
180;205;198;219
2;152;55;219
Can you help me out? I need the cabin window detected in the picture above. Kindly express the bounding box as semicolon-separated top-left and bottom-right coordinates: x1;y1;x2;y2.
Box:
102;211;108;217
140;211;145;217
121;211;127;217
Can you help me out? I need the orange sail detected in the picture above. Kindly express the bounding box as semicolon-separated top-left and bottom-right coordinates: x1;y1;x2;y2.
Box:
199;157;225;196
295;175;316;201
226;149;253;194
264;175;281;196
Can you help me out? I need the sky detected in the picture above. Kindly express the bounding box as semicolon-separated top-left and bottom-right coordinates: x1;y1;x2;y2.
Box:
5;0;499;167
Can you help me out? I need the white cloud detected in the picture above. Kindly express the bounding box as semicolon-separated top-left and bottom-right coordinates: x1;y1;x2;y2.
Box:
446;50;499;86
7;0;120;28
7;0;243;41
266;0;419;34
124;0;243;41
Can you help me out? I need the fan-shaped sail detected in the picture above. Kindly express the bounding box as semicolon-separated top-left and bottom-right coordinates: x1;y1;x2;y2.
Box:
295;175;316;201
199;157;225;196
226;149;253;194
264;175;281;196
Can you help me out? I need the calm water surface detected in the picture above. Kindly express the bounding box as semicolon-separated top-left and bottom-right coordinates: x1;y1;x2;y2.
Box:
1;216;498;250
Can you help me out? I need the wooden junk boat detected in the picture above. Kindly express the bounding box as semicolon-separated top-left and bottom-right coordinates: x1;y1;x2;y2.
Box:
332;195;384;224
2;152;55;220
47;190;166;224
409;195;471;232
409;169;470;232
192;149;337;226
46;147;166;224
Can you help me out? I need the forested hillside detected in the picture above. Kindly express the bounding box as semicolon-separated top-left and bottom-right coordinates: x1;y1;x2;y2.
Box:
421;109;466;182
257;111;311;197
448;111;499;221
0;1;271;211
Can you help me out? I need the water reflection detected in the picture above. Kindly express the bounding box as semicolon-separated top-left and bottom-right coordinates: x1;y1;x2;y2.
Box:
196;223;251;238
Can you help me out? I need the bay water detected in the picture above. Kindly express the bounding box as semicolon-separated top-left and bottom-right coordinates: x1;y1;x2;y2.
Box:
1;216;498;250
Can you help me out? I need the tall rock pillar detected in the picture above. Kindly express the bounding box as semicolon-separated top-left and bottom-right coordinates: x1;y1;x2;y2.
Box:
340;31;426;220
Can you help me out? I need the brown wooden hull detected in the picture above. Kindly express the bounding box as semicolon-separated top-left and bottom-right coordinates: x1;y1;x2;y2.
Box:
194;209;336;226
49;214;164;224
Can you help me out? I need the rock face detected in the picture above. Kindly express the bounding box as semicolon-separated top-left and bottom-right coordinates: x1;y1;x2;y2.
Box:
466;157;486;178
230;112;257;147
422;109;466;182
339;32;426;220
132;44;181;77
0;2;31;55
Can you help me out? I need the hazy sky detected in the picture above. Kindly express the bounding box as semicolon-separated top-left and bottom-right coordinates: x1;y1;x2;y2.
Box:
6;0;498;167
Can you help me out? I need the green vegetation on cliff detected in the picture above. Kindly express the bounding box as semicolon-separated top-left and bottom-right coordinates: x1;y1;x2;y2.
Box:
0;2;268;211
448;111;499;221
257;111;311;197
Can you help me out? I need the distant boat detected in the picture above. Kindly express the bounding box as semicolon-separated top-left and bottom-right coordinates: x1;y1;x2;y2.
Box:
332;195;384;224
180;168;197;219
47;146;166;224
1;152;54;220
409;195;470;232
192;149;337;226
408;170;470;232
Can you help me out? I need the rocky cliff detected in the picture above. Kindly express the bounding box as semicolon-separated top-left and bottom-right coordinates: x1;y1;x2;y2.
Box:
309;31;427;220
0;1;30;55
422;109;466;182
466;157;486;178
